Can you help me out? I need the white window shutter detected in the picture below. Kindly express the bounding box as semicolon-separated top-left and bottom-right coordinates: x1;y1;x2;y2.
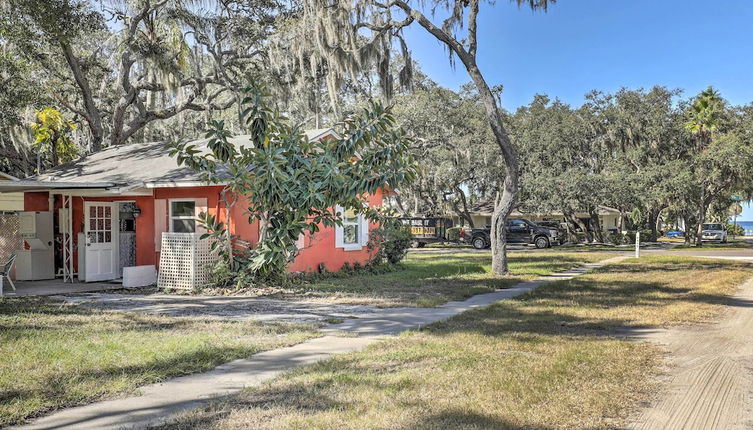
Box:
360;203;370;246
334;205;344;248
360;215;369;246
194;198;208;233
154;199;167;251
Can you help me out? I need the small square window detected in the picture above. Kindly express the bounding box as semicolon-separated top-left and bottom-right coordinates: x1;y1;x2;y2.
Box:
170;200;197;233
171;201;195;217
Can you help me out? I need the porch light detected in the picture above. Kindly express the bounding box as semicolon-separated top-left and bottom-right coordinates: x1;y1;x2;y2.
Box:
133;206;142;218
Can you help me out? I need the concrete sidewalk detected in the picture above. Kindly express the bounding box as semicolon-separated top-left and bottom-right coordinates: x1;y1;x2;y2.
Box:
14;256;625;430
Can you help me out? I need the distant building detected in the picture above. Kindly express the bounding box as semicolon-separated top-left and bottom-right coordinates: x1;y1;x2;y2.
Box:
450;201;621;232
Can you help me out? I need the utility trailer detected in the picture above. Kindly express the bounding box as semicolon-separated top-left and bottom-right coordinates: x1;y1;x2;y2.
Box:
400;217;454;247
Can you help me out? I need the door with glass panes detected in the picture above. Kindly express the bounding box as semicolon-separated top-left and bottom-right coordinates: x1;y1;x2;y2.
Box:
84;202;119;281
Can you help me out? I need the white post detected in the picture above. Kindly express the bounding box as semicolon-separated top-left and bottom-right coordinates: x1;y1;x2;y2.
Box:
635;231;641;258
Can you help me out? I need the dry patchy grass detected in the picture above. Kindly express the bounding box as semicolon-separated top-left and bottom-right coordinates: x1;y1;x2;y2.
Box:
160;255;753;430
525;255;753;327
0;298;317;426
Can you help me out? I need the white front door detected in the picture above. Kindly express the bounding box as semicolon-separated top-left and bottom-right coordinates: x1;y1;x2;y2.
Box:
84;202;119;282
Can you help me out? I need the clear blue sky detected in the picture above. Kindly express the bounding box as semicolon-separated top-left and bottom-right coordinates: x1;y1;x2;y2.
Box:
402;0;753;219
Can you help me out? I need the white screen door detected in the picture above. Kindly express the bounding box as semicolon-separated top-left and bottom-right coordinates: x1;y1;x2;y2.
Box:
84;202;119;282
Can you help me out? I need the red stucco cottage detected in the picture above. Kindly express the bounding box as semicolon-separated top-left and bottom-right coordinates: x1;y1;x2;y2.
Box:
0;129;385;286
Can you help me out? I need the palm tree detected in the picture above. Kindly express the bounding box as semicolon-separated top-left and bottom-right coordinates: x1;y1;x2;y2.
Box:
686;86;724;149
685;87;725;246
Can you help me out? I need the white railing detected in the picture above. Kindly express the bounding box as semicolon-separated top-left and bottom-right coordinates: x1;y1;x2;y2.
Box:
157;233;218;290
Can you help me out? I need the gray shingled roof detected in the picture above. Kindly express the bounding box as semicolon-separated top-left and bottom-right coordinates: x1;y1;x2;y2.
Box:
468;200;620;216
33;128;336;186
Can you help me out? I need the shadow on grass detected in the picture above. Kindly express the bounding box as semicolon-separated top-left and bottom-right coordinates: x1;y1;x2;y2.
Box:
0;341;258;427
0;297;311;427
151;258;753;429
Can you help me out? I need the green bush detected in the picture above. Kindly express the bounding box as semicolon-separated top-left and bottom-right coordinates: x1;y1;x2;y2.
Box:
728;223;744;236
624;229;655;243
368;217;413;265
605;232;626;245
446;226;462;242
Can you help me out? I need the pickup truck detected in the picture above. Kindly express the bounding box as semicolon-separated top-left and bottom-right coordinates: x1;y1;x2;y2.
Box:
460;218;561;249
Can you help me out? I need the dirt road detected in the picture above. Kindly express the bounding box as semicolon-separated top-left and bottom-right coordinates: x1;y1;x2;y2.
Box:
629;275;753;429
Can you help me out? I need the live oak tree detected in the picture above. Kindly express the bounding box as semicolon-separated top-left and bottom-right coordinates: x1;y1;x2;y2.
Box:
513;95;607;242
301;0;554;274
171;84;416;277
1;0;282;153
0;51;44;175
391;78;500;226
588;87;689;241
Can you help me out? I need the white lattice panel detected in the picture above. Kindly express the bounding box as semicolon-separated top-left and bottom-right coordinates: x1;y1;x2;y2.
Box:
157;233;218;290
0;213;21;265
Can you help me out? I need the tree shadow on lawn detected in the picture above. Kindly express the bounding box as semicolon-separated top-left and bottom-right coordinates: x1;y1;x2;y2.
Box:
154;259;753;429
0;298;208;333
0;332;270;426
158;361;551;430
430;275;753;339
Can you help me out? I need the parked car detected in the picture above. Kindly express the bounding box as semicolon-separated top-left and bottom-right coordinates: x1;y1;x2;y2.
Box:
701;223;728;243
460;218;561;249
401;217;454;247
666;230;684;238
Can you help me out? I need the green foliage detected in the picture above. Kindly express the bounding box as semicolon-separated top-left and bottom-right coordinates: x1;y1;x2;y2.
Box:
367;216;413;265
685;87;725;143
605;232;627;245
197;211;255;288
172;82;417;278
727;223;744;236
391;78;500;221
29;107;79;167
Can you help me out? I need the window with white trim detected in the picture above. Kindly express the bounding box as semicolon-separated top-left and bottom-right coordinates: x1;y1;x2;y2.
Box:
169;200;196;233
335;205;369;250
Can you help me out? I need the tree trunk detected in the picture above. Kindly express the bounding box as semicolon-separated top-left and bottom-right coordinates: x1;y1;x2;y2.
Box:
403;2;519;275
647;208;660;242
682;211;692;245
565;211;592;243
461;58;518;275
695;190;707;247
589;211;604;243
60;42;104;151
452;186;474;228
50;131;59;167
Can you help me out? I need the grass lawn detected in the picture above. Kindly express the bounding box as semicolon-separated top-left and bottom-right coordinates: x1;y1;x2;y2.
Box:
159;255;753;430
280;250;613;307
0;298;318;427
